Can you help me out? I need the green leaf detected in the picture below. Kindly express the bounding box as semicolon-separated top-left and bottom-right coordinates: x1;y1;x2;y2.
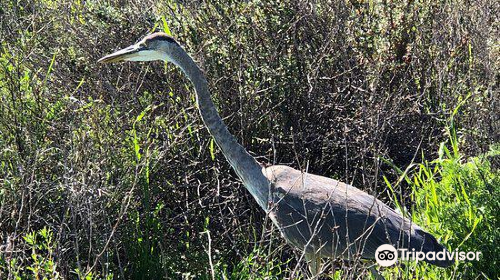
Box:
209;138;215;161
136;110;147;123
161;16;172;36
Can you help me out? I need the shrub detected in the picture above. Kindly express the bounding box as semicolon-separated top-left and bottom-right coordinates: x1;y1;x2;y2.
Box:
0;0;497;278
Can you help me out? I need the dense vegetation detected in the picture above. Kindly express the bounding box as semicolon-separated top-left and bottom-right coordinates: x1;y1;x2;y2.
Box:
0;0;498;279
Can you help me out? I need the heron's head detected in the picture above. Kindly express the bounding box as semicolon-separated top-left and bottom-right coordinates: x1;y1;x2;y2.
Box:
98;32;179;63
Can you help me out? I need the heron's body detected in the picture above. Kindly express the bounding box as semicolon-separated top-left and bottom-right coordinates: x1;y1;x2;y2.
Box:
264;165;447;265
99;32;453;275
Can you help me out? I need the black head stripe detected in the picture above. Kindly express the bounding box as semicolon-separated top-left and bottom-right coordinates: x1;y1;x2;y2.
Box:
144;32;178;45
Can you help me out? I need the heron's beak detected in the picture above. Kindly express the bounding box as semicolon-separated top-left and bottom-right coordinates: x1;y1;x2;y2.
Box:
98;44;146;63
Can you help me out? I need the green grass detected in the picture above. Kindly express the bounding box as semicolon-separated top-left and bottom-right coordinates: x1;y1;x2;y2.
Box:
379;138;499;279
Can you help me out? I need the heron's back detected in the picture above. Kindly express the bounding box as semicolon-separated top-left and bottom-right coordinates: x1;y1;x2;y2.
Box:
263;165;452;267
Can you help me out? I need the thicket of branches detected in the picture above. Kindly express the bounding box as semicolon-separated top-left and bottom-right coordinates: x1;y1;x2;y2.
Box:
0;0;498;279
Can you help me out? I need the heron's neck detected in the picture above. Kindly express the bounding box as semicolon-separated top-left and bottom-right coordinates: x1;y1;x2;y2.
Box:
168;46;269;210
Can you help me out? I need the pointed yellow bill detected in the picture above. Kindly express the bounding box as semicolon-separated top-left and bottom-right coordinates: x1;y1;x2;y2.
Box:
98;44;146;63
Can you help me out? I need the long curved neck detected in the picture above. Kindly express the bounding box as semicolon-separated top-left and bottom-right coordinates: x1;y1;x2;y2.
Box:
168;45;269;210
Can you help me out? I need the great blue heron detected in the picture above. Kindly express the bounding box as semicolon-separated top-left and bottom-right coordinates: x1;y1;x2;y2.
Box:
99;32;453;276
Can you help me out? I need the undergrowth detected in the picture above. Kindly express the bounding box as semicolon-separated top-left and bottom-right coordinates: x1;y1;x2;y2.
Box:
0;0;498;279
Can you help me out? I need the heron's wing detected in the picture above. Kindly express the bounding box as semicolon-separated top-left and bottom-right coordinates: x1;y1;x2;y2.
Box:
263;165;424;259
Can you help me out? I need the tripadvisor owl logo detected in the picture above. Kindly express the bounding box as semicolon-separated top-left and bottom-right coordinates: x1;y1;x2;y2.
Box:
375;244;398;267
375;244;482;267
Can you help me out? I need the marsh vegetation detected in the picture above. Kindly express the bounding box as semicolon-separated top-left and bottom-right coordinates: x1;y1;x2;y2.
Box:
0;0;498;279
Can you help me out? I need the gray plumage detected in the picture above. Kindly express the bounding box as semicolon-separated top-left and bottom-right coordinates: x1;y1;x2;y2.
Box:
264;165;451;267
99;32;453;272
